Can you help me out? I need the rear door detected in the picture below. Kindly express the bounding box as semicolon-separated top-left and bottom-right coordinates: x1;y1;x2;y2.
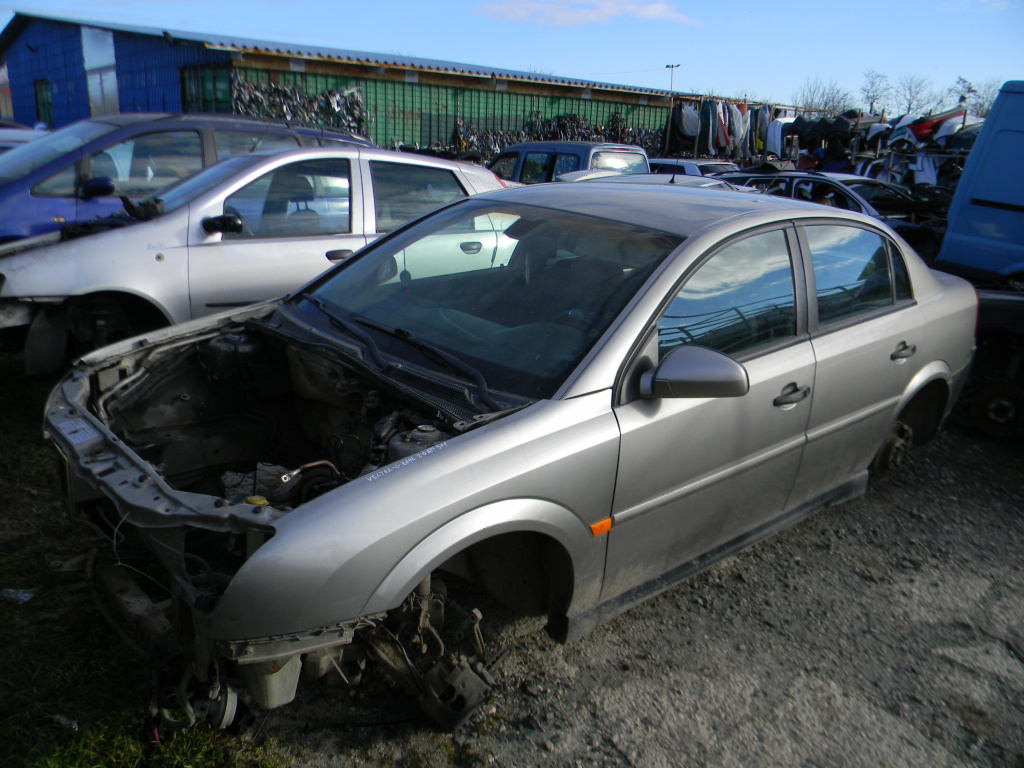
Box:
363;159;471;234
787;221;925;507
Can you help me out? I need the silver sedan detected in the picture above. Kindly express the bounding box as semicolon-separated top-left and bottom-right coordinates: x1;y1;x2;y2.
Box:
45;181;977;731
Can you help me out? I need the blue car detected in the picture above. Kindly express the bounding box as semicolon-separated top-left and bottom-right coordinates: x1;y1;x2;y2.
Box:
0;113;371;243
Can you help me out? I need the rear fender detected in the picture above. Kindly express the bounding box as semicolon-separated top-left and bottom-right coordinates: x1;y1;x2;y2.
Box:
894;360;953;422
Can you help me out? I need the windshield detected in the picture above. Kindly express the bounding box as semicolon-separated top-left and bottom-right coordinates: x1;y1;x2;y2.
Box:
0;120;117;184
301;200;682;401
147;154;264;214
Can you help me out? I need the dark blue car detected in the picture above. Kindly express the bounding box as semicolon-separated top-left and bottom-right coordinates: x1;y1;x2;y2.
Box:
0;113;371;243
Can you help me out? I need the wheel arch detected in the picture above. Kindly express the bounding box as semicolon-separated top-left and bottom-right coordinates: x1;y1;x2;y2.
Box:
64;289;175;329
894;361;953;445
25;290;176;374
360;498;606;639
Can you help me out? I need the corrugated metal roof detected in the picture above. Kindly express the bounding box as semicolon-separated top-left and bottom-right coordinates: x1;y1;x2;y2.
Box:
1;10;680;98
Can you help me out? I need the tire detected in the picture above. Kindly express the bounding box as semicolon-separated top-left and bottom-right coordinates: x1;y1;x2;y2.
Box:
970;378;1020;437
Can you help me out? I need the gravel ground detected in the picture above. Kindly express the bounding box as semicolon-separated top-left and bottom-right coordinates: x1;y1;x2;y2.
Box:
242;423;1024;767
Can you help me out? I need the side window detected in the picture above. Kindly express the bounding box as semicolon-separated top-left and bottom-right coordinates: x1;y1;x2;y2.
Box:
214;131;300;161
489;153;518;181
657;229;797;359
223;158;351;238
552;153;581;179
805;225;894;327
891;244;913;302
32;163;78;197
89;131;203;196
370;161;467;233
745;177;787;195
520;152;551;184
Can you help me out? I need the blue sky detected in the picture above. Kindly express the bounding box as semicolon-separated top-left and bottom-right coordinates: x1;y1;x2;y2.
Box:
2;0;1020;108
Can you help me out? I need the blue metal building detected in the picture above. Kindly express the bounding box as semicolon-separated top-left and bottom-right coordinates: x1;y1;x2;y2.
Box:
0;11;682;149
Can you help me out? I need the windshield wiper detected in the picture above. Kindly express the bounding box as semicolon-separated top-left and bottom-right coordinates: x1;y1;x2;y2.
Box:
304;297;391;371
355;317;501;412
60;212;133;241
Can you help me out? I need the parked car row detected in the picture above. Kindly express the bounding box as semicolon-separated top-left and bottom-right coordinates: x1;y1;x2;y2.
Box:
0;143;505;373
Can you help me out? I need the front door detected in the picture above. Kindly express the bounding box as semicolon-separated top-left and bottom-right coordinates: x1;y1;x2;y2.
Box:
604;227;814;600
187;156;366;318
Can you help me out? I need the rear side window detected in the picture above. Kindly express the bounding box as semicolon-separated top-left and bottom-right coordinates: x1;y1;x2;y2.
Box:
370;161;467;232
89;131;203;197
552;153;581;178
521;152;551;183
657;228;797;359
489;153;518;181
804;225;894;327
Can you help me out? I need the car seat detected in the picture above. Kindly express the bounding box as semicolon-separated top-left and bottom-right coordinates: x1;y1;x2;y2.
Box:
283;176;320;234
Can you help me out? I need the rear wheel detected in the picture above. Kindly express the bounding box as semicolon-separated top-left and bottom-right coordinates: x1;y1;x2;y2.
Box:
870;421;913;478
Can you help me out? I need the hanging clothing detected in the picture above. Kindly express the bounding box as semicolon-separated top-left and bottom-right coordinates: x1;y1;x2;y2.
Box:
766;117;796;158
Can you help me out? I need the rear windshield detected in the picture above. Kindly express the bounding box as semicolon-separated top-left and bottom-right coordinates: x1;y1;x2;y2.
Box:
0;120;118;184
592;151;649;174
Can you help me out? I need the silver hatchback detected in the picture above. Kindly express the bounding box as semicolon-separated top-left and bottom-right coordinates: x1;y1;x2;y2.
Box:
0;146;505;373
45;182;977;730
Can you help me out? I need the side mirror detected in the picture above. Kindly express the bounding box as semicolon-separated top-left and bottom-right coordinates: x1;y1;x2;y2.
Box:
640;345;749;400
202;213;244;235
81;176;115;199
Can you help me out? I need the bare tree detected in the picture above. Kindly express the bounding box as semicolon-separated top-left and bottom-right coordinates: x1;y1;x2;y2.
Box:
895;74;933;114
792;77;854;115
947;76;977;107
970;78;1002;117
860;69;892;114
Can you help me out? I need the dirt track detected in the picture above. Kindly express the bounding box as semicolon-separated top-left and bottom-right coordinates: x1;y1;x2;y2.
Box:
242;424;1024;767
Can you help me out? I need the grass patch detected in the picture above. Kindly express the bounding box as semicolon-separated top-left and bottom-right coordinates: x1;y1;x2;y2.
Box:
0;351;286;768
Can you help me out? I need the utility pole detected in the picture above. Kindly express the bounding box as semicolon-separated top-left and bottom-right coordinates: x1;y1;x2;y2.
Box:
662;64;680;155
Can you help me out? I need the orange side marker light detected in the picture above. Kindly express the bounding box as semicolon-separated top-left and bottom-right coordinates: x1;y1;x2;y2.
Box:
590;518;612;537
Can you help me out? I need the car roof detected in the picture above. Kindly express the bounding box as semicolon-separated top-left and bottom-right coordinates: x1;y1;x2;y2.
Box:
499;141;646;152
197;144;490;180
84;112;372;144
482;180;819;238
650;158;697;165
721;169;867;183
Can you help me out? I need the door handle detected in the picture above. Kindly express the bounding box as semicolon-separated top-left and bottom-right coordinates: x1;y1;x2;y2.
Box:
460;241;483;254
773;383;811;407
326;249;353;263
890;342;917;361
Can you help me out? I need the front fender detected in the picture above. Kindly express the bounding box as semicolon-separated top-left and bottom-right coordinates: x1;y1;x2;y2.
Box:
361;497;607;617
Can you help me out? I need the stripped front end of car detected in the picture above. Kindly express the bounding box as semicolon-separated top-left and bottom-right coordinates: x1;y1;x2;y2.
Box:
45;305;501;731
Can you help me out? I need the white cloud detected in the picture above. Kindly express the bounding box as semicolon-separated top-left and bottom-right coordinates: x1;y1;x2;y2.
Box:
474;0;699;27
964;0;1014;8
